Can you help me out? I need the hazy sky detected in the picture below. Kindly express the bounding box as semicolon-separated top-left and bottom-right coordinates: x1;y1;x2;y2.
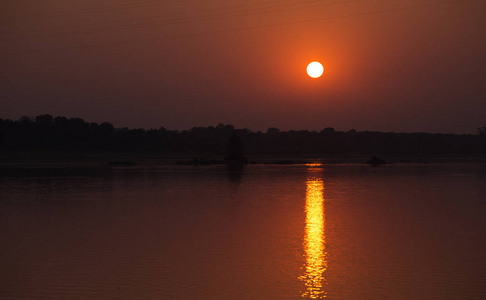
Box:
1;0;485;133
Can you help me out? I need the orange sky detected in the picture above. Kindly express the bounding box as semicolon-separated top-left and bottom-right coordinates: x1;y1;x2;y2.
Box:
1;0;485;133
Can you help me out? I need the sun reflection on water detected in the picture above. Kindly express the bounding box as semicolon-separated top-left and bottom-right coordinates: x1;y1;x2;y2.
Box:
300;166;327;298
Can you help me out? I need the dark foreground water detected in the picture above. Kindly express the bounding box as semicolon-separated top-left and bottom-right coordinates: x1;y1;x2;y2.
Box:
1;162;485;299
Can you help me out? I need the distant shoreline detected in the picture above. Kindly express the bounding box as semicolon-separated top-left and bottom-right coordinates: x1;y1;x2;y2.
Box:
2;116;486;163
1;153;485;167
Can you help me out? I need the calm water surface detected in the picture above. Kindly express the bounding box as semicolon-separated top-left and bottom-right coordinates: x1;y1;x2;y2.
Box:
1;163;486;299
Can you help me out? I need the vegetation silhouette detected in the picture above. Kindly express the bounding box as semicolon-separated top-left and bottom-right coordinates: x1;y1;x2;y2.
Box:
225;132;247;164
1;114;485;161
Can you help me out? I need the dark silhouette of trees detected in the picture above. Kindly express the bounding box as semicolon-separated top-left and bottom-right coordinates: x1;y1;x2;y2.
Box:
1;114;485;159
225;133;246;162
478;127;486;136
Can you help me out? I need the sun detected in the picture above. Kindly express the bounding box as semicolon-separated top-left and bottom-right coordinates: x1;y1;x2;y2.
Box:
307;61;324;78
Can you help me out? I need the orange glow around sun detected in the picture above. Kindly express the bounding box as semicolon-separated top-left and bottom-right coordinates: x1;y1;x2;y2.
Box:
307;61;324;78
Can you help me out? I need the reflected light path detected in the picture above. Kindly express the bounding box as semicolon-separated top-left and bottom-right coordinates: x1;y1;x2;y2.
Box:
300;165;327;298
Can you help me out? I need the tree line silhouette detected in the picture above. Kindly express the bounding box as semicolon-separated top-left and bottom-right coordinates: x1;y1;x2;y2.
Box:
1;114;485;158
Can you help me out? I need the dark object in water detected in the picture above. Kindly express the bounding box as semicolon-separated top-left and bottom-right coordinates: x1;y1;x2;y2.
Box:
176;158;225;165
367;156;386;166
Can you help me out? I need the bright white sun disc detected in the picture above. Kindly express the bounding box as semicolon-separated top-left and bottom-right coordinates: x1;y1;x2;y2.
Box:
307;61;324;78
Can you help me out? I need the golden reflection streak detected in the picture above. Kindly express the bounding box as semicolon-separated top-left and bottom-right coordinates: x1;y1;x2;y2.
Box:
300;171;327;298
